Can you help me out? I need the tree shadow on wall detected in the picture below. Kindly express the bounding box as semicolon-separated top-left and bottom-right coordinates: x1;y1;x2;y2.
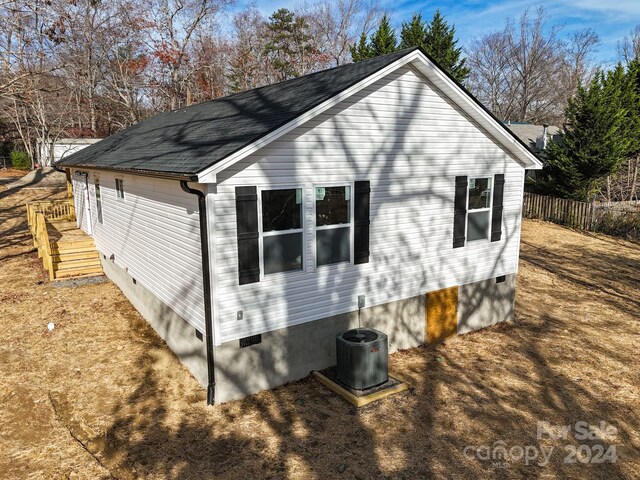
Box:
75;67;639;479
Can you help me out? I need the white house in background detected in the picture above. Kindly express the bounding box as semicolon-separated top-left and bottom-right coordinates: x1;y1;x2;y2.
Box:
58;47;542;404
37;138;102;167
505;122;561;155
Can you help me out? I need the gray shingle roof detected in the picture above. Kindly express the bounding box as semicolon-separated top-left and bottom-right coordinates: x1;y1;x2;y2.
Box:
58;47;540;177
506;123;560;151
57;48;418;177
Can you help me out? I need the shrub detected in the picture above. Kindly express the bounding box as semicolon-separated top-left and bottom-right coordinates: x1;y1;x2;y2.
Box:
594;211;640;240
10;150;31;170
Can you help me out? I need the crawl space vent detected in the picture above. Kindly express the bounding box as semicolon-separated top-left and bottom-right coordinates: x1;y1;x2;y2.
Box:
239;334;262;348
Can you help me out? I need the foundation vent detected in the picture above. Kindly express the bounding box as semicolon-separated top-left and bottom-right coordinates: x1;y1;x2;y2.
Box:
239;334;262;348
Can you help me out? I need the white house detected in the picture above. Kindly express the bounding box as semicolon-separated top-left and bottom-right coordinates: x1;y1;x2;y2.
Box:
38;138;102;167
58;47;542;404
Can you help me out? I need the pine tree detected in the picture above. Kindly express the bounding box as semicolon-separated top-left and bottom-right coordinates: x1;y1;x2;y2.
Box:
627;60;640;157
263;9;316;82
350;15;397;62
400;14;428;50
350;32;372;62
423;10;469;84
544;65;640;201
369;14;397;57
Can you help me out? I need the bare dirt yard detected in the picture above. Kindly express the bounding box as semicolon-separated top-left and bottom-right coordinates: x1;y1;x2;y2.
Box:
0;168;26;178
0;169;26;188
1;186;639;479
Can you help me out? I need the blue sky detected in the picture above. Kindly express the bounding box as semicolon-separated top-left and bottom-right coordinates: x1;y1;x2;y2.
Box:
235;1;640;66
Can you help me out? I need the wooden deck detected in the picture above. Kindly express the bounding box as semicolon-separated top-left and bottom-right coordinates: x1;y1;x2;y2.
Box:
27;200;103;281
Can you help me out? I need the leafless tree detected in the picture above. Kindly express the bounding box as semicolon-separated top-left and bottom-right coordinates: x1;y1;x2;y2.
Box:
303;0;382;67
187;32;233;102
504;8;566;123
227;7;273;92
561;29;600;90
149;0;233;110
0;0;75;165
100;4;151;127
618;24;640;65
466;32;514;120
466;7;600;125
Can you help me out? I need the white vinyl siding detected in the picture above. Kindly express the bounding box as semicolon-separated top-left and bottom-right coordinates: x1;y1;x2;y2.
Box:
211;65;526;343
71;172;91;234
79;170;206;333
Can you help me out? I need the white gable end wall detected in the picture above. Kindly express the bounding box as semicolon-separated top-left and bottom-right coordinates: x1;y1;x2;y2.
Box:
72;169;206;334
212;65;526;344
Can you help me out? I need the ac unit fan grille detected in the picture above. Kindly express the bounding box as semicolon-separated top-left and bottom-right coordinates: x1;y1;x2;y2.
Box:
341;329;378;343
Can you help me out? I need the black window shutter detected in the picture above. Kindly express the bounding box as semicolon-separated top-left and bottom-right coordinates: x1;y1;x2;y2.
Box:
491;174;505;242
453;176;468;248
353;181;370;264
235;186;260;284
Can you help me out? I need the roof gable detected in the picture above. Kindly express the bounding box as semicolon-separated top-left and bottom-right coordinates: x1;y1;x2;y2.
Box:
57;49;417;177
58;47;542;179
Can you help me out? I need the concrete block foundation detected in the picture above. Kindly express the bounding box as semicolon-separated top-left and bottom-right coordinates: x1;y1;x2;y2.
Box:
457;274;516;334
100;256;209;388
100;255;516;404
213;294;425;403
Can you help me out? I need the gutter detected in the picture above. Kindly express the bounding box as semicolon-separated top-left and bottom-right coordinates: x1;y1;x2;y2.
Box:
180;181;216;405
56;163;199;182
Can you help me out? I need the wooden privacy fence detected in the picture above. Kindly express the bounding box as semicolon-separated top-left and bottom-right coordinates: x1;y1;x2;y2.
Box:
523;192;640;237
523;192;594;229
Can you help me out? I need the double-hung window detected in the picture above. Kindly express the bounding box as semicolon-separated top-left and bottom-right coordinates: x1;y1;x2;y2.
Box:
261;188;304;275
315;185;352;266
95;178;103;224
467;177;492;241
115;178;125;201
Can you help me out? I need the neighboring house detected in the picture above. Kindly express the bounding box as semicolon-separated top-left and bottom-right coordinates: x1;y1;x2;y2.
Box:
505;122;561;157
58;47;542;404
505;123;561;182
38;138;102;167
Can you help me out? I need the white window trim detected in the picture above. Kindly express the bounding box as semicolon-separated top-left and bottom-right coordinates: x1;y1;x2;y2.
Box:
465;176;493;243
257;185;306;279
94;176;104;225
313;182;355;268
115;177;125;202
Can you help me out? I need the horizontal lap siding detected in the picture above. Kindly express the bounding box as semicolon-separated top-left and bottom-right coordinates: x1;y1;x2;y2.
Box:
213;66;525;342
71;175;90;234
77;170;206;333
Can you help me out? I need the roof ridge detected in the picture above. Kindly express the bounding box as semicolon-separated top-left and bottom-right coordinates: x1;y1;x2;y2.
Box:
168;47;420;114
181;47;421;154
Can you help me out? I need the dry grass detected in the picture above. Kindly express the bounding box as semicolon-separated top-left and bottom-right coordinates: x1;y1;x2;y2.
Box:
1;187;638;479
0;168;27;178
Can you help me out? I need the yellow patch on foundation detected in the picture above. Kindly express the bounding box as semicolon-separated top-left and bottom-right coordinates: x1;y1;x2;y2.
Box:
426;286;459;343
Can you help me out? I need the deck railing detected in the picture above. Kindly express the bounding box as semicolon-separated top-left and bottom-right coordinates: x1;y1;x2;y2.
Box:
26;199;102;281
32;212;55;280
26;199;75;234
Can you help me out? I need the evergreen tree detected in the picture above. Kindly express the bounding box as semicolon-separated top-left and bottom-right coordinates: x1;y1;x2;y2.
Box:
423;10;469;84
350;32;372;62
351;14;397;62
263;9;316;81
400;13;428;50
628;59;640;157
544;65;640;201
370;14;397;57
